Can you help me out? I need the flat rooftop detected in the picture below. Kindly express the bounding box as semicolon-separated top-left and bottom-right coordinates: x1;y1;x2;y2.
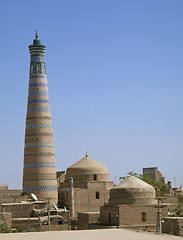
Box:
0;229;181;240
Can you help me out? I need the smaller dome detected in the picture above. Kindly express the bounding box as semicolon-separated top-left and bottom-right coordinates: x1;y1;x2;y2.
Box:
109;175;157;205
65;153;110;182
114;175;154;190
33;31;41;45
33;38;41;45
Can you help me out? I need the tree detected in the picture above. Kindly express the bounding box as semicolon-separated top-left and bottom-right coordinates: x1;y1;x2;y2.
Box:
119;172;171;197
170;203;183;217
0;214;11;233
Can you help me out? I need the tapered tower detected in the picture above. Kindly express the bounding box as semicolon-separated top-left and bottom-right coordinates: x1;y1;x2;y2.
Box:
23;32;58;204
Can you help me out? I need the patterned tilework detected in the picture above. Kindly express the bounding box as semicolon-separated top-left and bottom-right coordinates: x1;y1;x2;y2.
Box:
31;55;45;62
30;74;46;79
23;186;57;192
29;82;47;88
29;90;48;97
23;39;58;203
28;99;49;104
27;107;50;113
26;123;52;129
24;162;55;168
25;142;54;148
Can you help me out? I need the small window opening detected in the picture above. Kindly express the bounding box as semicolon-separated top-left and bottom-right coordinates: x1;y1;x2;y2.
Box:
94;174;97;180
31;65;33;74
37;88;39;90
108;213;111;223
37;138;39;140
37;64;41;74
96;191;100;199
142;212;146;222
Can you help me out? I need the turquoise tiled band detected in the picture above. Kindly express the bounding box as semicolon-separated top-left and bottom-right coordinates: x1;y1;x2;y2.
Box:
23;186;57;191
31;56;45;62
24;162;55;168
29;82;47;88
29;90;48;97
27;107;50;113
28;99;49;104
26;123;52;129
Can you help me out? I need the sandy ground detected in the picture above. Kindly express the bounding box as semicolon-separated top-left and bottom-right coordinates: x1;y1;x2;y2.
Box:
0;229;181;240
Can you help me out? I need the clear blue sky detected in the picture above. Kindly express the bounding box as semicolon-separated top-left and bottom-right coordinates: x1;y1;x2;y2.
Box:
0;0;183;189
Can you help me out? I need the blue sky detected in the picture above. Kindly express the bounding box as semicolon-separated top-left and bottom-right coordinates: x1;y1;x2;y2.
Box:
0;0;183;189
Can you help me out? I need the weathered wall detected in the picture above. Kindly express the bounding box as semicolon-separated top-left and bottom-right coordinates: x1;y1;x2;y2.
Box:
162;217;183;236
59;181;113;216
100;204;168;231
77;212;100;230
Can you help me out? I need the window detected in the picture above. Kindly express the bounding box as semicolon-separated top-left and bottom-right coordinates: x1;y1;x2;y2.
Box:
108;213;111;223
94;174;97;180
37;64;41;74
31;65;33;74
142;212;146;222
96;191;100;199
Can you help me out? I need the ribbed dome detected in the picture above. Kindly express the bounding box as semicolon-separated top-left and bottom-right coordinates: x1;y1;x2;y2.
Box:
65;153;110;182
33;38;41;45
109;175;157;205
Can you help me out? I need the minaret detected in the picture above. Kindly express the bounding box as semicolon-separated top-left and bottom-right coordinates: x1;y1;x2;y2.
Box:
23;32;58;204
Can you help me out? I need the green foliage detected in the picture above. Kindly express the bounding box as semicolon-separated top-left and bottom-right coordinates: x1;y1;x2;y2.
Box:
170;203;183;217
0;214;11;233
119;171;171;197
119;171;139;180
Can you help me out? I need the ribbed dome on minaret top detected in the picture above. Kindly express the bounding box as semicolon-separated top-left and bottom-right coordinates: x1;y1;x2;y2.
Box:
33;30;41;45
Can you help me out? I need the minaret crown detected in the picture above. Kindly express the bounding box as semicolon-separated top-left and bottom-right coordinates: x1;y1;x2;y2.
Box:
33;30;41;45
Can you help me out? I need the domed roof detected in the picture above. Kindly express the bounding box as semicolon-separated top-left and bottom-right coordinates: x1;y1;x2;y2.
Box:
109;175;157;205
33;30;41;45
65;153;110;182
114;175;154;190
68;153;108;174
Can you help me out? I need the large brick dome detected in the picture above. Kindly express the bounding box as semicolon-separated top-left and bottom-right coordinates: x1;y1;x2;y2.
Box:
65;153;110;182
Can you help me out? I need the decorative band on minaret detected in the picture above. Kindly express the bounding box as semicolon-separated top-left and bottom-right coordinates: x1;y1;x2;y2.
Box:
23;32;58;204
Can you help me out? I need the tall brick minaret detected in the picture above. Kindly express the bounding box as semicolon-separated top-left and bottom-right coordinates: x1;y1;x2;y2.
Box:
23;32;58;204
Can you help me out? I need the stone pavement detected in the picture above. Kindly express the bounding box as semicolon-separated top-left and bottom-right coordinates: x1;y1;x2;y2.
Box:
0;229;181;240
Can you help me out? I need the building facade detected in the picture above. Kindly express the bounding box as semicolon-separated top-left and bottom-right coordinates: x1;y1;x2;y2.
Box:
143;167;163;182
99;176;168;231
58;153;114;217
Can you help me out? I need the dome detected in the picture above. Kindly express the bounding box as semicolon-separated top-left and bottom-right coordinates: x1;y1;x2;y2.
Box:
33;31;41;45
33;38;41;45
109;175;157;205
65;153;110;182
